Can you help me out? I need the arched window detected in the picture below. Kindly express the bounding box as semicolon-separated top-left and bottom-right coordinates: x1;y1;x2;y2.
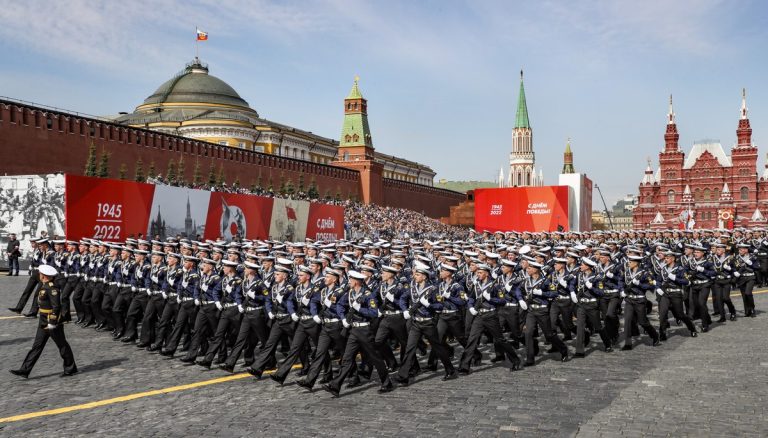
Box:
352;134;359;142
740;187;749;200
526;171;531;186
517;172;522;186
694;188;701;201
344;134;351;142
714;188;719;200
703;188;711;201
667;190;675;203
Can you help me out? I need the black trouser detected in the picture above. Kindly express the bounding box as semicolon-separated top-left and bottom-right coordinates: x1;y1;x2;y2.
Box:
274;319;321;379
690;283;712;328
711;280;735;318
203;306;242;362
757;258;768;285
523;306;567;364
428;311;467;368
153;299;178;348
250;317;296;373
71;279;89;322
599;294;620;342
111;286;133;334
122;291;149;339
19;322;76;375
60;277;79;322
165;300;197;353
398;318;455;379
658;292;695;333
737;277;757;315
329;325;389;391
305;321;346;386
498;304;522;342
8;255;19;275
183;303;220;359
13;272;39;312
139;294;166;345
461;310;520;369
90;283;109;325
226;308;270;367
375;313;408;369
550;299;575;339
575;301;610;354
622;297;658;347
682;285;691;316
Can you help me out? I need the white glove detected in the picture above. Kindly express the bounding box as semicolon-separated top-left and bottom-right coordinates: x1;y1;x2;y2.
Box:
632;279;640;285
620;291;627;298
558;278;568;287
403;310;411;320
468;307;478;316
519;300;528;311
533;288;543;296
45;324;56;330
351;300;361;311
696;266;705;272
194;299;200;306
161;291;168;299
342;319;350;328
723;265;731;271
570;292;578;303
668;273;676;281
301;296;310;306
656;288;664;296
146;289;152;296
215;302;223;310
313;315;322;324
323;298;333;307
606;271;614;279
733;271;741;278
442;291;451;299
385;292;395;302
419;296;430;307
585;281;593;289
151;275;159;282
131;286;137;292
291;313;299;322
177;297;183;304
276;294;283;304
268;312;275;319
181;280;188;288
482;291;491;300
247;291;256;299
238;305;244;313
745;259;753;266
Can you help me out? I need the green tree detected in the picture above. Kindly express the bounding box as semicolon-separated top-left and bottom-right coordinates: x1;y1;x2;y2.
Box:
118;164;128;180
308;178;319;199
217;164;225;186
97;148;110;178
257;173;264;191
233;176;240;188
284;178;295;196
166;159;177;184
134;157;145;182
148;161;156;179
177;155;186;185
324;189;332;200
298;174;305;194
278;172;287;195
192;160;202;186
84;141;97;176
208;162;217;186
267;175;274;192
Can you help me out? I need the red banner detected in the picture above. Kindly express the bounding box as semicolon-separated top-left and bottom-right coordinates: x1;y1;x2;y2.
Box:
203;192;274;241
65;174;156;242
63;175;344;242
306;203;345;240
474;186;570;233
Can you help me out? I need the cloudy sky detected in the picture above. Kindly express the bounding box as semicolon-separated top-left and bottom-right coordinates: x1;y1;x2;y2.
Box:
1;0;766;205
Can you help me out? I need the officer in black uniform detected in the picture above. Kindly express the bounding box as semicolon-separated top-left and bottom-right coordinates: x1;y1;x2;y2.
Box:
655;250;697;339
573;258;612;357
137;250;168;348
620;255;660;350
197;260;243;368
374;265;409;371
733;243;760;317
10;265;77;378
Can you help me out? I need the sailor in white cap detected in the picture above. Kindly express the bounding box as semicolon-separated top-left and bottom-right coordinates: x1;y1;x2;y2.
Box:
10;264;78;378
573;257;613;357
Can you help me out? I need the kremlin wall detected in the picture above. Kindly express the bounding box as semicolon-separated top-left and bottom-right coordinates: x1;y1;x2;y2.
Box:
0;59;464;219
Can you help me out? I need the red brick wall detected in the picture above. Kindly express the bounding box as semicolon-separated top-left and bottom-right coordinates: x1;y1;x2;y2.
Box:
0;100;465;219
382;178;465;218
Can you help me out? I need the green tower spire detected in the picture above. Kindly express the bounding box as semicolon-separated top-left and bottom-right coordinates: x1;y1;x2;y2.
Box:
515;70;530;129
340;75;373;151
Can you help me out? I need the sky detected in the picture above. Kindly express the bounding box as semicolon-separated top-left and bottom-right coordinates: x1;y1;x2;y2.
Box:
1;0;767;207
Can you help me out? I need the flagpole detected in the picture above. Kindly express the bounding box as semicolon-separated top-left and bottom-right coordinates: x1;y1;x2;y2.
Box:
195;26;199;60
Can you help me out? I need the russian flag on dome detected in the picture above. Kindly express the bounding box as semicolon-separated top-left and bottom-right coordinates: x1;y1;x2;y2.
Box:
196;28;208;41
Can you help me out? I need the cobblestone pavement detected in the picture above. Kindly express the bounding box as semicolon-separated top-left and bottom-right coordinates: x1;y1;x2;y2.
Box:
0;275;766;437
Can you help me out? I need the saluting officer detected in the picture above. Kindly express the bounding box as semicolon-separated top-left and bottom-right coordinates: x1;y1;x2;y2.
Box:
10;265;77;378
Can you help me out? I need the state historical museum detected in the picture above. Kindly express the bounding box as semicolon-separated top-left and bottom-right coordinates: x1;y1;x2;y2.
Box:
633;91;768;229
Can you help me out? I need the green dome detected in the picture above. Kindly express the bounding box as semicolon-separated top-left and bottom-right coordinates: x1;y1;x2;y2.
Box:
141;59;251;109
